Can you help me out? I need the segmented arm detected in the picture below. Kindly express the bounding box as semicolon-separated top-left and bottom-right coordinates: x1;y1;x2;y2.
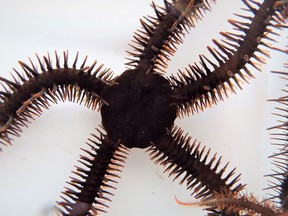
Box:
147;126;243;200
172;52;288;216
171;0;288;115
56;129;129;216
0;52;113;147
176;190;278;216
126;0;215;74
267;58;288;213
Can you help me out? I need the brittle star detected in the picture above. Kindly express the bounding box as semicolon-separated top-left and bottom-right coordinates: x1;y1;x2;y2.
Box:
0;0;286;216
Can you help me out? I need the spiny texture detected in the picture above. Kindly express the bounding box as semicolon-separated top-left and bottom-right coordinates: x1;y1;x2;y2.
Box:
57;129;129;215
126;0;215;74
170;0;288;114
267;59;288;211
173;55;288;215
0;0;287;215
148;126;243;199
176;190;280;216
0;52;113;147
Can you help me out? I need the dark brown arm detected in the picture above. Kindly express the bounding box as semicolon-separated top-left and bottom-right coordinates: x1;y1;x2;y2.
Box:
148;126;243;199
57;129;129;215
126;0;215;74
170;0;288;115
0;52;113;147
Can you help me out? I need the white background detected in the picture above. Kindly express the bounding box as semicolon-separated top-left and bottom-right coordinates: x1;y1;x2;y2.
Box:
0;0;287;215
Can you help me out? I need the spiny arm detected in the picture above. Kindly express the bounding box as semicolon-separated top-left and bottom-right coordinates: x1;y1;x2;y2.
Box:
126;0;215;74
56;129;129;216
171;0;288;115
0;52;113;147
267;57;288;213
176;190;279;216
147;126;243;200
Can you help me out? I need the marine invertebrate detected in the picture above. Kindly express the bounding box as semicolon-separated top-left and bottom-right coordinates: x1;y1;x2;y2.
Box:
0;0;287;215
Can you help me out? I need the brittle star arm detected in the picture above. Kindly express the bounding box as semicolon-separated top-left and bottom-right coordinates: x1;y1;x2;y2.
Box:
175;62;288;216
56;130;129;216
148;126;243;197
147;126;243;215
266;61;288;214
170;0;288;114
0;52;113;147
126;0;215;74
